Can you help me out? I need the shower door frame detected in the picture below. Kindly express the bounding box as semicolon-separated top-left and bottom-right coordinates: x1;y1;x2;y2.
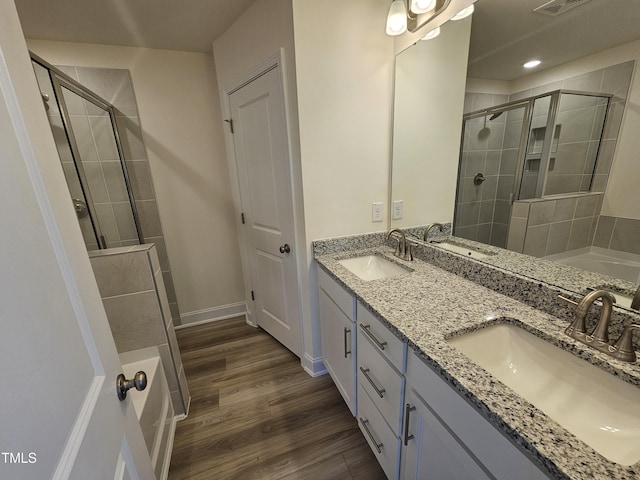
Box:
30;52;144;249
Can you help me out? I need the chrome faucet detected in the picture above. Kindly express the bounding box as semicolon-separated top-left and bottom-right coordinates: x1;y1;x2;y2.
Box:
559;290;638;362
423;222;443;242
387;228;413;261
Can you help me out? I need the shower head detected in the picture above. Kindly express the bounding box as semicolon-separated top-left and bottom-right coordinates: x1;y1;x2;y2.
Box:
489;111;504;121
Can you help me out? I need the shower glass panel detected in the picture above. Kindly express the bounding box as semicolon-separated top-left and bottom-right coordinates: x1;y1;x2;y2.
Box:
60;86;140;248
31;57;143;251
454;103;528;248
544;93;609;196
456;89;612;253
519;94;556;200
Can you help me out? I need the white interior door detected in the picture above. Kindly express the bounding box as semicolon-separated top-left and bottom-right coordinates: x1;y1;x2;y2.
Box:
0;4;154;479
229;64;302;357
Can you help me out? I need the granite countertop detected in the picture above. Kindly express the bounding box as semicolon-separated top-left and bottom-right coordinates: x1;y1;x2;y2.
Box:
315;244;640;480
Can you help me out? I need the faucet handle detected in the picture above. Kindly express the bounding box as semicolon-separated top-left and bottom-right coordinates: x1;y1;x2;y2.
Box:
612;324;640;362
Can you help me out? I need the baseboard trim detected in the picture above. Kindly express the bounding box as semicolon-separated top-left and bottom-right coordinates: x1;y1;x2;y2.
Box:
301;352;327;377
176;302;247;329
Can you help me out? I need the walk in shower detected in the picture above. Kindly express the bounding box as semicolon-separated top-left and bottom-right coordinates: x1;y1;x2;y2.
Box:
31;54;143;251
454;89;611;250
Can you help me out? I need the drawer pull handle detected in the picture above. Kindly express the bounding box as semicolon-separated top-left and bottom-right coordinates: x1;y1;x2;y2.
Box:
344;327;352;358
359;323;387;350
404;403;416;446
359;367;385;398
359;417;383;454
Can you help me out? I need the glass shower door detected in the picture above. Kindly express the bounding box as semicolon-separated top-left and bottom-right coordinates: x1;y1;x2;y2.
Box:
58;84;141;249
32;59;143;250
455;103;528;248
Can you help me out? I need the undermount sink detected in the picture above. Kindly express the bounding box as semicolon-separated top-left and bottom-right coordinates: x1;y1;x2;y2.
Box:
338;254;409;281
433;242;490;259
448;322;640;466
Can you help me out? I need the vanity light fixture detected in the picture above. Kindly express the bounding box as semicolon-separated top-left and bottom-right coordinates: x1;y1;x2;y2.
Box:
421;26;441;40
386;0;408;36
524;59;542;69
410;0;437;14
451;4;474;20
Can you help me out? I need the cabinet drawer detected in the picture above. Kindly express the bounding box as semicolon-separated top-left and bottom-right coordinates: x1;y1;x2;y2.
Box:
318;267;355;320
358;382;400;480
357;302;406;372
358;329;404;435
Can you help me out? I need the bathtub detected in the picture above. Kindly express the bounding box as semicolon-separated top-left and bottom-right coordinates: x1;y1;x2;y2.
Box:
547;247;640;284
121;348;176;480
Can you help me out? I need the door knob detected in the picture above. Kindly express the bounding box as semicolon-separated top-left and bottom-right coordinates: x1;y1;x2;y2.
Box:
279;244;291;254
116;371;147;401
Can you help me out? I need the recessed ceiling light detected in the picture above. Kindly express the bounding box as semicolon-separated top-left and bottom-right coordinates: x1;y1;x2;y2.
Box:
524;60;542;69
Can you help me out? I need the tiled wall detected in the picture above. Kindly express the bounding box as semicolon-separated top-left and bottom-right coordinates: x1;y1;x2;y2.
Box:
54;65;181;324
507;193;603;257
89;244;190;416
593;216;640;255
510;61;634;195
463;61;634;257
456;92;520;248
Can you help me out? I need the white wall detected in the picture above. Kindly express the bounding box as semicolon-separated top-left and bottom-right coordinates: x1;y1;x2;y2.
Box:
510;39;640;221
25;40;246;319
293;0;394;241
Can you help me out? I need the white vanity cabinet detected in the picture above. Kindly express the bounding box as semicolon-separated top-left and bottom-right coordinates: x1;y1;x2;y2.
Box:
357;303;407;479
401;350;551;480
318;268;357;414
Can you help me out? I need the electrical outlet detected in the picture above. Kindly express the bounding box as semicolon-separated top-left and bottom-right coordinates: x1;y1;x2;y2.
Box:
372;202;384;222
392;200;403;220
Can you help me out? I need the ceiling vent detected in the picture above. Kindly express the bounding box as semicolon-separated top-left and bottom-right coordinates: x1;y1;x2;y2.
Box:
533;0;593;17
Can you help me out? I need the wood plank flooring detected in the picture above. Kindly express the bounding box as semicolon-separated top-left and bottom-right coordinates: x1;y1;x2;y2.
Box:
168;317;386;480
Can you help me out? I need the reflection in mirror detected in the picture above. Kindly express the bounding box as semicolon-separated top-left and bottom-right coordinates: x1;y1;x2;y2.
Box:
390;0;640;310
391;17;471;230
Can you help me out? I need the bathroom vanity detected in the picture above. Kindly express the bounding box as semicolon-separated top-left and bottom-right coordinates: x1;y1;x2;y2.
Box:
315;233;640;480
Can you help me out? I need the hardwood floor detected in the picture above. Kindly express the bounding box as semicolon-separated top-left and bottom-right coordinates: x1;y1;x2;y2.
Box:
168;317;386;480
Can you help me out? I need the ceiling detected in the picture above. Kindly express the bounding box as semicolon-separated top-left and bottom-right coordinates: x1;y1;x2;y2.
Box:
13;0;640;75
14;0;257;53
468;0;640;81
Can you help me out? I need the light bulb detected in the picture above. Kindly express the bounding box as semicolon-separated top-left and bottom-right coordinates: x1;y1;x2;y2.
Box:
451;4;474;20
386;0;408;36
524;60;541;69
411;0;437;14
421;27;441;40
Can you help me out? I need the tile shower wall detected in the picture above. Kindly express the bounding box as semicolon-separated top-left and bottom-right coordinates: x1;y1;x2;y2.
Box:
465;61;634;256
510;61;634;195
507;193;603;257
457;92;517;248
89;244;190;416
58;65;182;325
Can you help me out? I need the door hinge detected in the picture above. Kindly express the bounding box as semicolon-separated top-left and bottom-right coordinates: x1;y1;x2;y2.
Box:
251;290;255;301
224;118;234;134
241;212;245;224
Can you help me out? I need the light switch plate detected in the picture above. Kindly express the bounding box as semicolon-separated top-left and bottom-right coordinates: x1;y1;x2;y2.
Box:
372;202;384;222
392;200;403;220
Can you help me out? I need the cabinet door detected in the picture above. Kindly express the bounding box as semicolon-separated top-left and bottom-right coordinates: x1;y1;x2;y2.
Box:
320;288;356;414
402;388;491;480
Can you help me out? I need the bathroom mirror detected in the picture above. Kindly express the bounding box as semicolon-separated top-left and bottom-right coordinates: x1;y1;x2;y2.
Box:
390;0;640;307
